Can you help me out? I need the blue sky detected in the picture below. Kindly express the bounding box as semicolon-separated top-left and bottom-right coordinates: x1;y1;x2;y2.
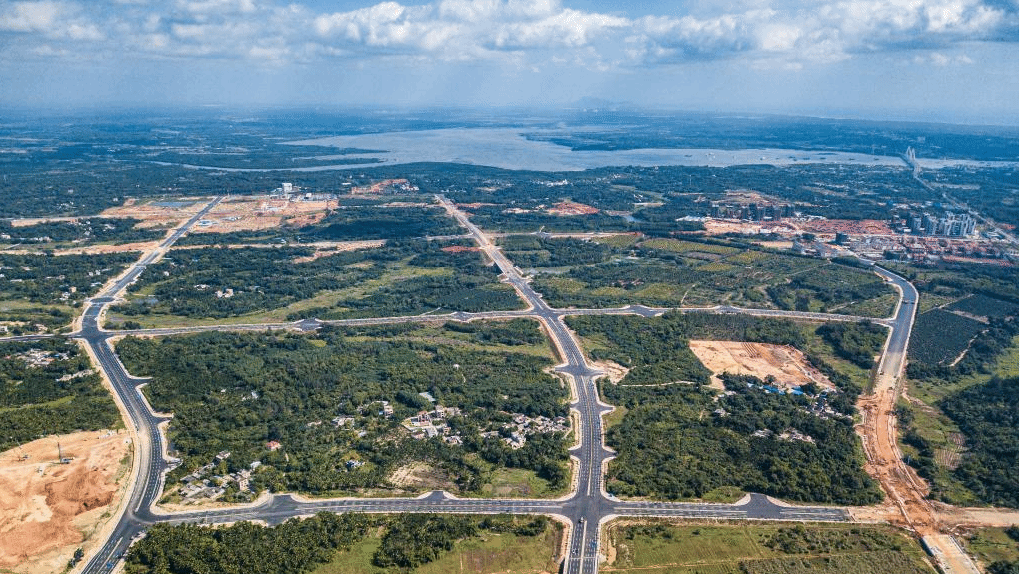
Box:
0;0;1016;124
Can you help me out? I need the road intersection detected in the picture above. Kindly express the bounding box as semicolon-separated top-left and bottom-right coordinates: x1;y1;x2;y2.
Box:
59;196;924;573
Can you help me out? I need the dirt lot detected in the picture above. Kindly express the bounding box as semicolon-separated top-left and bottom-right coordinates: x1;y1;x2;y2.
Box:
689;340;835;391
592;360;631;384
547;201;599;216
702;218;799;236
795;218;893;235
98;197;208;228
0;430;130;574
187;196;338;234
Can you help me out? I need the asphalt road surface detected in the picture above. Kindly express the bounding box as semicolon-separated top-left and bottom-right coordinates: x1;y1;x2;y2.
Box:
68;197;924;574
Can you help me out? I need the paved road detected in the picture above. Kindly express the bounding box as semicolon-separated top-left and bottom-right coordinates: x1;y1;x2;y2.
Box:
73;196;906;573
78;198;223;574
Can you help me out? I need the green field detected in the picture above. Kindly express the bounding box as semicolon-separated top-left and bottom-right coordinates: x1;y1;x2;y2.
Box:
605;522;934;574
962;527;1019;572
311;516;562;574
527;238;895;316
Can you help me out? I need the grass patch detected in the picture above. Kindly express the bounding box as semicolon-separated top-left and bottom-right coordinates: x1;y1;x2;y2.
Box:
603;405;628;430
311;516;562;574
475;466;568;499
697;486;745;503
643;239;739;255
963;527;1019;569
597;234;641;248
605;522;933;574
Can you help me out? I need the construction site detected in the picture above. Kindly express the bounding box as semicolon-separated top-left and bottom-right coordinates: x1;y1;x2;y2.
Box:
688;340;835;392
0;431;130;574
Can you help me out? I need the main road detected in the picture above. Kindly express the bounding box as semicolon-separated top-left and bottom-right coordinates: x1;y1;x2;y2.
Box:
74;195;927;574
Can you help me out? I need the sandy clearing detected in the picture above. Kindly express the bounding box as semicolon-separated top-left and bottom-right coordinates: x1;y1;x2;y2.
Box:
591;360;630;384
186;197;338;234
689;340;834;392
0;430;129;574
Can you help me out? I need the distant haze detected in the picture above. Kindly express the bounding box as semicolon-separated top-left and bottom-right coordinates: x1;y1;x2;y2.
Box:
0;0;1017;125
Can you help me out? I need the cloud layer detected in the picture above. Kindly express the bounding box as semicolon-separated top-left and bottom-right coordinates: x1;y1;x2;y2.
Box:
0;0;1016;69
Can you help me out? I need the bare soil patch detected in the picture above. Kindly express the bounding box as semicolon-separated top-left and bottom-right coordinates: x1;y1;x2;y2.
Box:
387;462;453;492
187;196;338;234
592;360;630;384
0;430;129;574
99;197;207;228
689;340;834;391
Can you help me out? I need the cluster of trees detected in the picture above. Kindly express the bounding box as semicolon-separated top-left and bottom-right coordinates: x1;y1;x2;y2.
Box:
373;514;548;569
115;323;569;495
126;512;552;574
500;235;615;267
768;266;893;316
0;217;164;245
0;251;137;306
568;313;879;504
118;240;520;320
0;339;121;450
762;525;907;554
940;376;1018;507
531;239;892;313
126;512;371;574
603;377;882;505
818;322;887;369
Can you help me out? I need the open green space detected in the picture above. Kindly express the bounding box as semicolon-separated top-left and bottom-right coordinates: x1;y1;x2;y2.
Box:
568;313;882;505
112;239;521;326
605;521;934;574
115;320;570;500
0;338;122;450
125;512;561;574
528;237;894;316
962;526;1019;574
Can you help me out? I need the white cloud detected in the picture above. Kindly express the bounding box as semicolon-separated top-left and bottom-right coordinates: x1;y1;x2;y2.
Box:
0;0;104;40
0;0;1014;68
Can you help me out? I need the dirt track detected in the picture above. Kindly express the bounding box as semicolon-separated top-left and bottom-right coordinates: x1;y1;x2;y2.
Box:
0;431;129;574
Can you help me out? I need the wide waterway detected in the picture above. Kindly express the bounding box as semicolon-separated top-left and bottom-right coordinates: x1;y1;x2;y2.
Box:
162;127;1018;172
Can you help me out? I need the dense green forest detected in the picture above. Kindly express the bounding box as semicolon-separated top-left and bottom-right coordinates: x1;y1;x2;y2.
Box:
818;321;888;369
115;321;569;496
115;240;521;321
0;339;121;450
939;376;1018;507
0;251;137;305
126;513;371;574
530;239;894;315
602;375;882;504
126;512;553;574
0;217;165;246
568;313;881;504
499;235;617;268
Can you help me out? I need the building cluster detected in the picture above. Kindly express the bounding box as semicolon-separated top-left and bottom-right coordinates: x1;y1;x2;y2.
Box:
177;451;259;504
750;428;816;444
480;414;570;450
14;349;70;366
900;211;977;237
843;235;1014;264
709;201;795;221
402;404;464;444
